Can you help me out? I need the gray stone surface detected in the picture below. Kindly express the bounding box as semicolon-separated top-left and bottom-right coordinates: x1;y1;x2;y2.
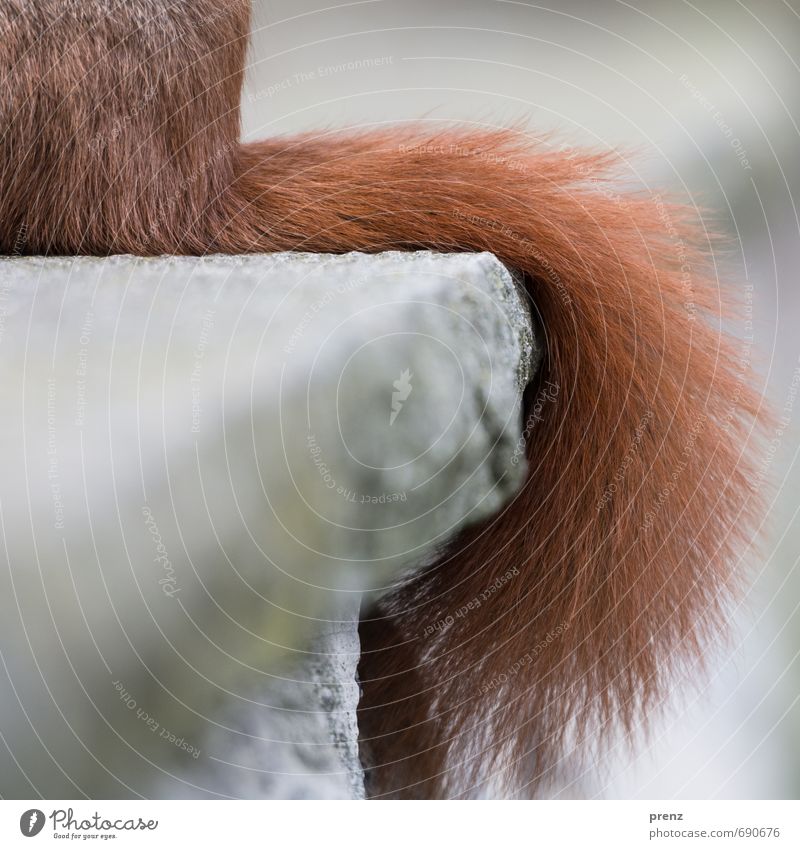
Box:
0;251;536;798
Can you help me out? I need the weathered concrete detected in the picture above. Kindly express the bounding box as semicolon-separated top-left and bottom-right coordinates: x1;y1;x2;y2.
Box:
0;251;536;798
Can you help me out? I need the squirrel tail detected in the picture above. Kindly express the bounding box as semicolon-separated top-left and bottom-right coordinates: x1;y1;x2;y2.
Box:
229;127;765;797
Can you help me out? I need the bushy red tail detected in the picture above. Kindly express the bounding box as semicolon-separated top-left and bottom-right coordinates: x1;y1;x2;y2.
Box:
224;128;765;797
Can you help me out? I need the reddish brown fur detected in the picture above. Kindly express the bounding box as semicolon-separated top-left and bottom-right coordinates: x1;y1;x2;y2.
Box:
0;0;765;798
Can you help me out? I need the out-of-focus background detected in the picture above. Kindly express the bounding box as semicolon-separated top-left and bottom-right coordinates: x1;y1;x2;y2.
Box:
241;0;800;798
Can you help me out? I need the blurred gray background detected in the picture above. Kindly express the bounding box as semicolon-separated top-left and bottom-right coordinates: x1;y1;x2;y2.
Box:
241;0;800;798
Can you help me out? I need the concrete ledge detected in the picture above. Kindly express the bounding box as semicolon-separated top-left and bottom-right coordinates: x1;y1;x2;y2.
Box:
0;251;537;798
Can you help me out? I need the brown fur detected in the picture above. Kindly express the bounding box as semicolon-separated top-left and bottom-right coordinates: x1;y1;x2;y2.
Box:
0;0;765;798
